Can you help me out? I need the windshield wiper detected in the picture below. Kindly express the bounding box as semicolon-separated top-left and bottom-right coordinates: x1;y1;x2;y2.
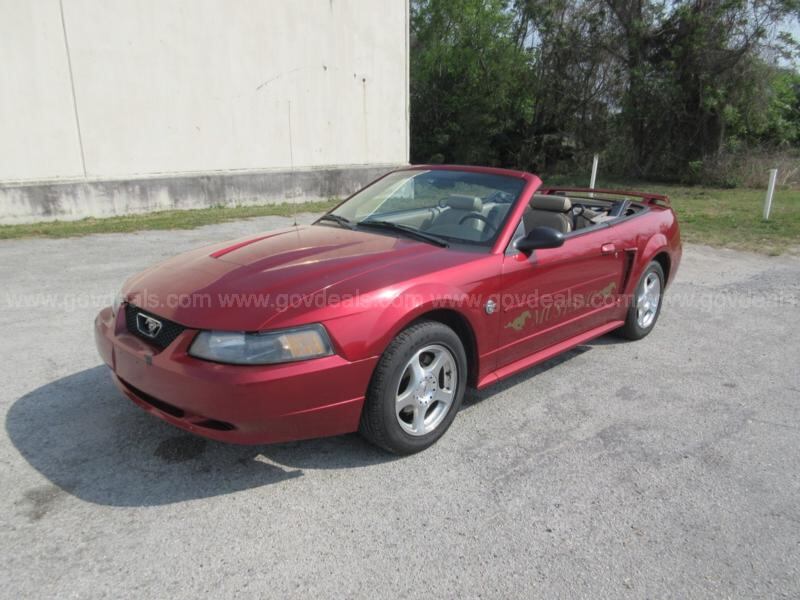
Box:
357;220;449;247
317;214;354;229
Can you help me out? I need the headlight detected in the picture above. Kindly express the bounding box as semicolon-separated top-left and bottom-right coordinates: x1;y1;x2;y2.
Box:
112;291;125;316
189;324;333;365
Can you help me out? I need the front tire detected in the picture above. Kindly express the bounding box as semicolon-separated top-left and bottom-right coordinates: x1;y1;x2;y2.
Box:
616;261;665;340
359;321;467;455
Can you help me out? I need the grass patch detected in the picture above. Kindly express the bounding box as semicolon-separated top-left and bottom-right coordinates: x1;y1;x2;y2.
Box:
644;184;800;255
0;199;340;240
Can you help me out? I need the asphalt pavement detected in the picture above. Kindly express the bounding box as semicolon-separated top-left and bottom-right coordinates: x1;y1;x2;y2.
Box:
1;214;798;599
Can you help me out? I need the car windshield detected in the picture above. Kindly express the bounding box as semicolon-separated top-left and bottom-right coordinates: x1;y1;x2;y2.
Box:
327;169;526;246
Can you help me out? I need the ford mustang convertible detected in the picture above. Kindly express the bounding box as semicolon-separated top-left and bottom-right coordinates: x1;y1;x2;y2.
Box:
95;165;681;454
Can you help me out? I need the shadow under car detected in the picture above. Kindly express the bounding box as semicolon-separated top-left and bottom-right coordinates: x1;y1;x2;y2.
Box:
6;341;597;507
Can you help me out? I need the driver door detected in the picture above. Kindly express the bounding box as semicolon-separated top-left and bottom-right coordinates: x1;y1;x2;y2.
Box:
496;222;627;368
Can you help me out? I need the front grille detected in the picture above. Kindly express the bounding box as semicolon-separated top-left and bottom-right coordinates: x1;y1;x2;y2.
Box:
124;304;187;349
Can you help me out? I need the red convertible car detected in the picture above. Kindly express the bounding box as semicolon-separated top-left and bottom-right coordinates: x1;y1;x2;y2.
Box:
95;165;681;454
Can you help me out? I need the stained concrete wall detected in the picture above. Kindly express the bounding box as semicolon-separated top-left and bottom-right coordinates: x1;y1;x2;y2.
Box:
0;0;85;182
0;0;408;223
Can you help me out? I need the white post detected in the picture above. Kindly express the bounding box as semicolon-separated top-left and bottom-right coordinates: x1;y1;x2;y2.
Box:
763;168;778;220
589;154;599;198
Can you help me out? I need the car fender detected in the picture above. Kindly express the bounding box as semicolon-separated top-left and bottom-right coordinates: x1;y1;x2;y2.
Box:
626;233;670;294
323;281;485;366
377;281;483;355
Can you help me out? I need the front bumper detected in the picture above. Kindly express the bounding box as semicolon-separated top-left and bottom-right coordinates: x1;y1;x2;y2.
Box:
94;306;377;444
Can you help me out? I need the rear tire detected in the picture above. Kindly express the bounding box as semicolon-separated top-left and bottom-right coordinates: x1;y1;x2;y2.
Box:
359;321;467;455
616;261;665;340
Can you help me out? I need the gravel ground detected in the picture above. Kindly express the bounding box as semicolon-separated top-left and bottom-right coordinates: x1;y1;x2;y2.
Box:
1;215;798;599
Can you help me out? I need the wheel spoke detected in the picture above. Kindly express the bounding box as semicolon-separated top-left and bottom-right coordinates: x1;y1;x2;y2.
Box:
434;388;453;407
408;354;426;388
425;350;445;378
412;406;426;433
396;387;415;410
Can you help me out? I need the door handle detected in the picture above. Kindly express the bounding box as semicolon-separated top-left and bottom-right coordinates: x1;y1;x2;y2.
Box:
601;243;617;255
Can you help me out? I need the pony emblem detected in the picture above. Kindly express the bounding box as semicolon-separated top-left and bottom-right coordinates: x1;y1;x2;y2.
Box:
505;310;532;332
598;282;617;299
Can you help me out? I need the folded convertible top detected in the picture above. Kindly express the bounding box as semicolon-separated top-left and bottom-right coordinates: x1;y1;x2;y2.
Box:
538;187;671;207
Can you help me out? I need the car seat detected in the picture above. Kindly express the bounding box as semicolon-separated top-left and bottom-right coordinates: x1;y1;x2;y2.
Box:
522;194;572;234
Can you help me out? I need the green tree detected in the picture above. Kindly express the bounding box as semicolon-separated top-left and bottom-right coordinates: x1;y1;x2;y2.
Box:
724;65;800;146
600;0;799;177
410;0;800;179
410;0;532;165
510;0;619;170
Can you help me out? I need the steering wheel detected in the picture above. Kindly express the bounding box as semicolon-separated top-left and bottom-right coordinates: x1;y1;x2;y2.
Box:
459;212;497;235
484;190;512;204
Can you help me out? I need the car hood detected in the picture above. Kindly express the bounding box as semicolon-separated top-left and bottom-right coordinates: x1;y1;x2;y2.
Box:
123;224;472;331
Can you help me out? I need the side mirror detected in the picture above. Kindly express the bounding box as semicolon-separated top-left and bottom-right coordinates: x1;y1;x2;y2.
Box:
515;226;565;253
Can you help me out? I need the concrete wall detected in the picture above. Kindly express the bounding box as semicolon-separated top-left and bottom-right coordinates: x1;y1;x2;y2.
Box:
0;0;409;223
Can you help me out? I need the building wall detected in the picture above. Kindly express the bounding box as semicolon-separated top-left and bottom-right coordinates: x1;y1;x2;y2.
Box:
0;0;85;182
0;0;408;223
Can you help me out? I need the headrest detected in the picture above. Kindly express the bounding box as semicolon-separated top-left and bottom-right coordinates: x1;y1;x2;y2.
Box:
531;194;571;212
445;195;482;211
